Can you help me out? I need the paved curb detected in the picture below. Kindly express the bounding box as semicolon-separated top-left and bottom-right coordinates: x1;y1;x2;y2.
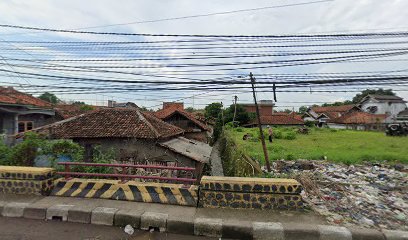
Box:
1;201;407;239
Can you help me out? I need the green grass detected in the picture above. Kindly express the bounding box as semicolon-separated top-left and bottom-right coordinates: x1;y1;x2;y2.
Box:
228;127;408;164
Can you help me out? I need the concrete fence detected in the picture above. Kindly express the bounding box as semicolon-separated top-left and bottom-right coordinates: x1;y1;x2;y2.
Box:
0;166;302;210
0;166;54;195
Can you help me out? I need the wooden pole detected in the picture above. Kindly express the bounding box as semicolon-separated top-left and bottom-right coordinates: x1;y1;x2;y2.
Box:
249;72;271;172
232;95;238;125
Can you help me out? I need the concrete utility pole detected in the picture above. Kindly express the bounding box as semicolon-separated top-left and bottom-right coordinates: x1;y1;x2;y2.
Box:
232;95;238;124
249;72;271;172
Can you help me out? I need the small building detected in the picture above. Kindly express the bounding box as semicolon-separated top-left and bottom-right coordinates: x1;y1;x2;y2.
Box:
396;109;408;122
31;108;210;170
241;100;274;117
244;114;304;128
304;105;361;127
0;87;55;145
107;100;139;109
359;95;407;121
155;102;210;143
327;112;387;131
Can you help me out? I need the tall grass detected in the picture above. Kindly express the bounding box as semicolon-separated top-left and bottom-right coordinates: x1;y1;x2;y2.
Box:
228;127;408;164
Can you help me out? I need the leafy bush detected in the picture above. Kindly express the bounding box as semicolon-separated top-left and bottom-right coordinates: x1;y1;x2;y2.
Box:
305;121;315;127
0;142;11;165
41;140;84;168
235;127;243;132
286;153;295;160
8;132;45;166
284;132;297;140
273;130;283;139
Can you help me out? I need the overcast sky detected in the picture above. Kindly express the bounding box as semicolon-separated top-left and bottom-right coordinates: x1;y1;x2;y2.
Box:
1;0;408;110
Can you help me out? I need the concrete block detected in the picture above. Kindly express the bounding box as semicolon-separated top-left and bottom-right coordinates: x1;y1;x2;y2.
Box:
167;215;194;235
349;227;385;240
91;207;118;226
194;217;223;238
283;223;319;240
68;205;94;224
382;230;408;240
222;220;252;239
2;202;30;217
318;225;352;240
114;209;143;228
253;222;284;240
23;204;47;220
46;204;74;221
0;201;6;214
140;212;168;232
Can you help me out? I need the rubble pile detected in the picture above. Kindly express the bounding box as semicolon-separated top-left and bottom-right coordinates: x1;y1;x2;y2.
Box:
270;160;408;230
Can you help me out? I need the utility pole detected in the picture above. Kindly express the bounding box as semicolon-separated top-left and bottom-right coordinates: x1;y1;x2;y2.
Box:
232;95;238;124
250;72;271;172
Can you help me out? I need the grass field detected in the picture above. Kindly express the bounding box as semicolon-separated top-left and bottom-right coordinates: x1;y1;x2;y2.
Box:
227;127;408;164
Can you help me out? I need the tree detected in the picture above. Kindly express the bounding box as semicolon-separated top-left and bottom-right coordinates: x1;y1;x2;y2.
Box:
204;102;223;120
352;88;395;104
38;92;60;104
73;101;86;105
185;107;195;113
298;106;308;114
224;104;252;125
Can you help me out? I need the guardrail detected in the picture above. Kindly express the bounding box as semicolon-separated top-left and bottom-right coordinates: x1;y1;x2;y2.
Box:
57;162;198;184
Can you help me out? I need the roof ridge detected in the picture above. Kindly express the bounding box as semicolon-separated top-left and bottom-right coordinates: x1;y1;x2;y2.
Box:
137;110;160;138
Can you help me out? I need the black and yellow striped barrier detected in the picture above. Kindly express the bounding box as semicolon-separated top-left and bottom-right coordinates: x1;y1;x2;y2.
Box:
51;178;198;207
0;166;55;195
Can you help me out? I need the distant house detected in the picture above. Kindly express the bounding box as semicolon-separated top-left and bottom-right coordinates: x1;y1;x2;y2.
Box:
107;100;139;109
303;105;360;127
54;104;101;119
30;108;211;171
359;95;407;121
327;112;387;131
0;87;55;145
241;100;274;117
244;113;304;128
155;102;210;143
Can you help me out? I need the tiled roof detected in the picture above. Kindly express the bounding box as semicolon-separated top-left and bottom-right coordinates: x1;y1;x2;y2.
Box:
0;87;51;107
155;109;210;131
34;108;184;139
245;115;304;126
312;104;358;113
368;94;405;102
54;104;101;119
328;112;387;124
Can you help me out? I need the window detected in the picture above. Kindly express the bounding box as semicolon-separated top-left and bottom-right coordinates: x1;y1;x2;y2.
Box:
18;121;34;133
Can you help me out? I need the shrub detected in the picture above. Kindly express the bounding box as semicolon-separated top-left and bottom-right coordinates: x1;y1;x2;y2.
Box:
284;132;297;140
273;130;283;139
286;154;295;160
305;121;315;127
0;142;11;165
8;132;45;166
235;127;243;132
41;140;84;168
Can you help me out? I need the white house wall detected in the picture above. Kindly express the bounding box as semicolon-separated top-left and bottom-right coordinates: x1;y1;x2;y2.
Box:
361;100;407;119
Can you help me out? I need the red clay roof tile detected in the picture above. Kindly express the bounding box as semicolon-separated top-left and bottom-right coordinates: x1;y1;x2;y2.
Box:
0;87;51;107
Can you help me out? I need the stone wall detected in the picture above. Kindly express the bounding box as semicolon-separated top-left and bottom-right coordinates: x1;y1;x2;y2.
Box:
0;166;55;195
199;176;304;210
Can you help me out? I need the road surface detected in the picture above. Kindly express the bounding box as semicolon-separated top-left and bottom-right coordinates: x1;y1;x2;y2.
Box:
0;217;216;240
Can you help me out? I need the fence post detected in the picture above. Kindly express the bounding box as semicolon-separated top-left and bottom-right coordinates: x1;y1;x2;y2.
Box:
64;164;71;180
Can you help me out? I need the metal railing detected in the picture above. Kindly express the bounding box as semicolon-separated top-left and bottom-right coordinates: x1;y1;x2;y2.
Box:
57;162;198;184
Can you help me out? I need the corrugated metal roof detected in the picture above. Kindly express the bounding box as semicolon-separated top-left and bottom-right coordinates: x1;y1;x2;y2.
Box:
159;137;212;163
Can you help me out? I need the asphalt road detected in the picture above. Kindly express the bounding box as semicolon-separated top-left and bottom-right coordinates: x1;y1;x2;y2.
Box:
0;217;216;240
